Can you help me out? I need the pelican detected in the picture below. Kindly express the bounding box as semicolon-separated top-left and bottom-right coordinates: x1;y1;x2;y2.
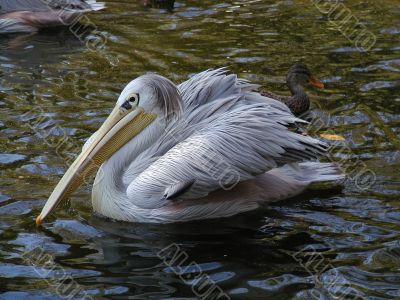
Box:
36;69;344;224
0;0;105;33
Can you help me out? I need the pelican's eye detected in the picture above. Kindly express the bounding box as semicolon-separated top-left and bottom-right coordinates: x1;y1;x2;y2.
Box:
121;93;140;111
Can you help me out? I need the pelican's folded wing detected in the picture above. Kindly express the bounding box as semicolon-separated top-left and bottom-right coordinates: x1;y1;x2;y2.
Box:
124;93;327;209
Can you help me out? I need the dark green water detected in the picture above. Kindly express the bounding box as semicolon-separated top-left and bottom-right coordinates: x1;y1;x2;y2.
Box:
0;0;400;299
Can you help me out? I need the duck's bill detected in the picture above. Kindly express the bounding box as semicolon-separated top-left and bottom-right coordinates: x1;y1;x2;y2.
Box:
308;77;324;89
35;106;156;225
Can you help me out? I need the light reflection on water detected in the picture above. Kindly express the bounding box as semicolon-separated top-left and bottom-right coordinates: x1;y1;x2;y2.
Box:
0;0;399;299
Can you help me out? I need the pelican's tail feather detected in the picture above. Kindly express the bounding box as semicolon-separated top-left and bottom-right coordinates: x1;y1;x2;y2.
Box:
267;162;345;190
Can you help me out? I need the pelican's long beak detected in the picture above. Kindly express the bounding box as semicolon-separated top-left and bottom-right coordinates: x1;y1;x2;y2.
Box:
36;106;157;225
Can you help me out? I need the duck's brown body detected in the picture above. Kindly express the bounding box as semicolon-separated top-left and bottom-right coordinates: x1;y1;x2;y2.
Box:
261;90;310;116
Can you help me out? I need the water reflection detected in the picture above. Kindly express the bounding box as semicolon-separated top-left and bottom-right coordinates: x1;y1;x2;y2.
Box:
0;29;85;64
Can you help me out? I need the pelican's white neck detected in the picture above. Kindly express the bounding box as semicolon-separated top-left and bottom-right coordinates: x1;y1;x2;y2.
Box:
91;117;165;221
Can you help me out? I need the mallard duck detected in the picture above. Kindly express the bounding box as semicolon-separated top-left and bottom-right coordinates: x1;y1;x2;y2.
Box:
261;64;324;116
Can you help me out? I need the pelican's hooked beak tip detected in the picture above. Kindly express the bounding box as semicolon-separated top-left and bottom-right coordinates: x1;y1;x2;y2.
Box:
35;215;42;226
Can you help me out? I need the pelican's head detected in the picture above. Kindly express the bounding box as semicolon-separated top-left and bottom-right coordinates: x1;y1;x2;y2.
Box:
36;74;182;225
117;74;182;123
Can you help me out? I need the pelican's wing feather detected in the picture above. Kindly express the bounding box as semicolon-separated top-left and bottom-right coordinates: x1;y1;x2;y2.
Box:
178;68;260;113
124;69;327;209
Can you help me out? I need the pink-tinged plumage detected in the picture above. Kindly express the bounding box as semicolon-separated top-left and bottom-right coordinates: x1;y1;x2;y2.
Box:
0;0;105;33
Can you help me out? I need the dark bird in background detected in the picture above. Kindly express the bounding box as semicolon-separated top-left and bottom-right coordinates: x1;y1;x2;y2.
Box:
141;0;175;10
0;0;105;33
261;64;324;116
